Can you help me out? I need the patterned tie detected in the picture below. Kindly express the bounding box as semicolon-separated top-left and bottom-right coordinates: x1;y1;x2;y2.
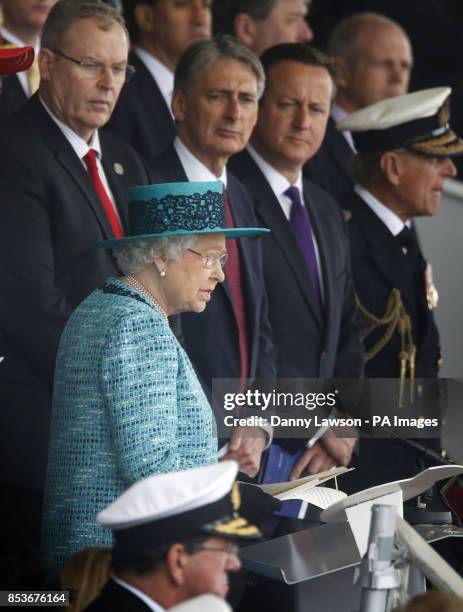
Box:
83;149;124;239
285;186;322;305
223;188;249;389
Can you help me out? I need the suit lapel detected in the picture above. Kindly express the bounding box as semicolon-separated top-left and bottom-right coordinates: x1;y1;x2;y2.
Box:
226;176;255;314
55;144;117;240
348;192;417;308
165;145;189;182
347;191;437;360
100;138;130;232
26;96;121;239
3;73;27;104
302;181;336;328
326;118;355;183
97;579;154;611
132;54;175;144
237;153;323;327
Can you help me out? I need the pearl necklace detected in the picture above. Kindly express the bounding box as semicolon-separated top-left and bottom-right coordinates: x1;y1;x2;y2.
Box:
124;274;168;320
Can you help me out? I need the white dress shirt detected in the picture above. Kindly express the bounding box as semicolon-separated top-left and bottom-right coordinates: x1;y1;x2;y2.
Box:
134;46;174;118
247;145;324;299
174;136;227;184
39;97;121;224
1;26;39;97
331;103;356;152
112;576;165;612
354;184;407;237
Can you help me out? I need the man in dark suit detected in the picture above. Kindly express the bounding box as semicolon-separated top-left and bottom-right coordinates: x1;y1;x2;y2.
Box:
151;35;275;477
337;87;460;491
107;0;211;160
304;13;413;204
0;0;58;118
229;43;364;478
0;0;151;556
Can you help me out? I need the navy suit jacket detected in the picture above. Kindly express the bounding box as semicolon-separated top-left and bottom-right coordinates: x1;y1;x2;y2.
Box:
303;117;355;205
0;95;152;491
339;190;441;492
0;36;29;120
106;52;176;160
0;73;28;120
229;150;364;380
343;190;441;378
150;144;276;396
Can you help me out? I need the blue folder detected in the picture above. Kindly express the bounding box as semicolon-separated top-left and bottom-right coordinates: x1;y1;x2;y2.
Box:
259;444;307;519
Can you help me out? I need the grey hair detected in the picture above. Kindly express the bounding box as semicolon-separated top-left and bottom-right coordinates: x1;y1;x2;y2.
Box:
114;235;196;275
41;0;128;51
174;34;265;99
328;12;411;63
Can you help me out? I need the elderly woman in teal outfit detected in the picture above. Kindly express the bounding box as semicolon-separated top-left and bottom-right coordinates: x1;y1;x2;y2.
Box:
41;181;269;570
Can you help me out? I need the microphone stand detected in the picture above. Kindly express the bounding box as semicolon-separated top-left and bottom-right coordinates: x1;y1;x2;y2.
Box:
384;429;453;525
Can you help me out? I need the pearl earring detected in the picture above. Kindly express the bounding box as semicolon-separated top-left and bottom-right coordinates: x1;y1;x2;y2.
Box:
160;270;166;278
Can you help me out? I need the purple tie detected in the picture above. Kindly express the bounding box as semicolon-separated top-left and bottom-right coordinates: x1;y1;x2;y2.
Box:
285;186;322;305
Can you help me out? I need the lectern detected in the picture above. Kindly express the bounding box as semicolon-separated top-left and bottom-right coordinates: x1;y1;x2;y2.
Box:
238;466;463;612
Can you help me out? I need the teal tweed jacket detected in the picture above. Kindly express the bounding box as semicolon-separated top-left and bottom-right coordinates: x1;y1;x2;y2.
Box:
41;278;217;570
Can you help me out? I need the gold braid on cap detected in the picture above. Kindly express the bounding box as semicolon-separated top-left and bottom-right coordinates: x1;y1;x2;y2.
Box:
410;129;463;156
213;517;260;537
231;482;241;512
438;99;450;126
356;289;416;407
207;482;261;538
409;99;463;156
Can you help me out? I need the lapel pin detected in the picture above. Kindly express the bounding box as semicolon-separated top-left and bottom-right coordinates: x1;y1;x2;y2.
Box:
113;162;124;176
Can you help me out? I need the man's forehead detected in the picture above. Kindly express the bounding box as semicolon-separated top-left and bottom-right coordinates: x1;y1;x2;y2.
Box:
200;59;258;88
267;61;330;86
155;0;211;10
355;25;410;56
61;17;127;46
272;0;309;16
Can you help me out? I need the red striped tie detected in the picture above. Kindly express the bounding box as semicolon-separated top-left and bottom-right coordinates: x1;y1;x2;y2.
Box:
84;149;124;238
223;188;249;391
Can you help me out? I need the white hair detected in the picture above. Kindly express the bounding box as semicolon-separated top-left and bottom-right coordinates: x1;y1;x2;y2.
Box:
114;235;196;275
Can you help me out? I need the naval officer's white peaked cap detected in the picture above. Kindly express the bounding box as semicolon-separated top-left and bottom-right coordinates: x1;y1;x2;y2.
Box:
97;461;261;549
337;87;463;157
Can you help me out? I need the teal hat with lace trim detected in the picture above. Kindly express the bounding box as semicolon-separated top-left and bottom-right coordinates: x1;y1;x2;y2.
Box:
96;181;269;248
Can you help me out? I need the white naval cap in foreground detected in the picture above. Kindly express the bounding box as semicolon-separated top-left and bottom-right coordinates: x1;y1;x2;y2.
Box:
97;461;261;553
337;86;463;157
